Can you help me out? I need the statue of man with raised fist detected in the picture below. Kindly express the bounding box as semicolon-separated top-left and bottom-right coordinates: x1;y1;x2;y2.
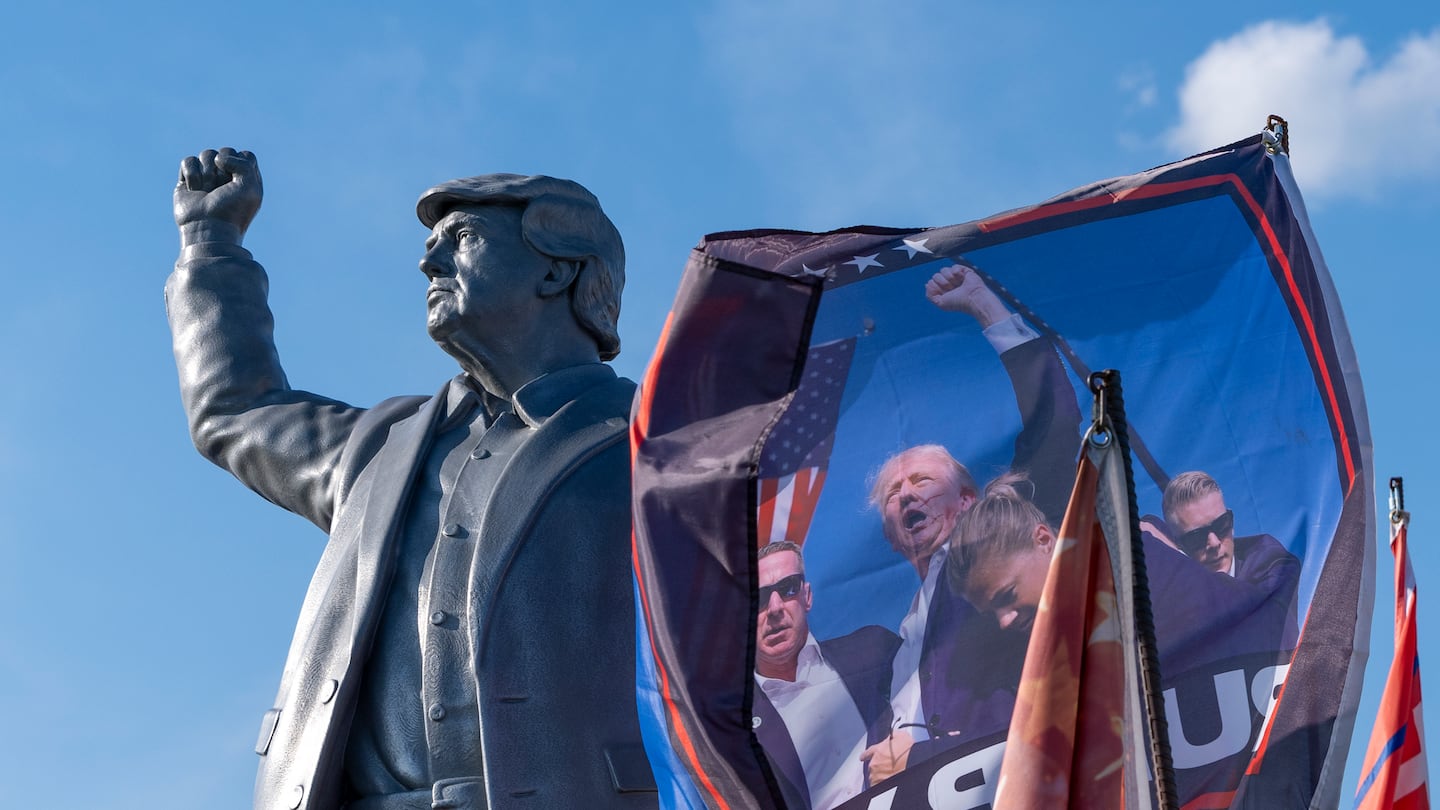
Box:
167;148;656;810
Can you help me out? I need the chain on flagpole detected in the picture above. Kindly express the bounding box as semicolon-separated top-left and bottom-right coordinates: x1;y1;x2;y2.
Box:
1090;369;1180;810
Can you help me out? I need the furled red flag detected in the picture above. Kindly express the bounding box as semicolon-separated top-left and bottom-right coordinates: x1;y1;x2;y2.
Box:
1354;497;1429;810
993;446;1133;808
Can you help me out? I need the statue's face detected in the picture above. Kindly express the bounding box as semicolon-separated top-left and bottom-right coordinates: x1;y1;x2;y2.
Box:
420;204;550;352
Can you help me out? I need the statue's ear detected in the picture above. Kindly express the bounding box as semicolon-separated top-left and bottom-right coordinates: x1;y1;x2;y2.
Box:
539;259;582;297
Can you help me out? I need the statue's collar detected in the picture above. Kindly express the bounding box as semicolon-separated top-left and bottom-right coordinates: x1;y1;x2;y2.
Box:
448;363;615;430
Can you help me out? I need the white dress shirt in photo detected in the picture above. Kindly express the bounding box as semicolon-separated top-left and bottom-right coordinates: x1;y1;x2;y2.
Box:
756;634;868;810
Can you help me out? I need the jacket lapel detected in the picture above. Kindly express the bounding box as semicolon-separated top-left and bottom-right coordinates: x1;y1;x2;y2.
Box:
753;687;812;810
467;378;631;660
348;385;448;647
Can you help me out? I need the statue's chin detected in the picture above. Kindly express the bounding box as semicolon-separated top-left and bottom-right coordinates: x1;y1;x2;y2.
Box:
426;308;457;340
428;329;485;378
427;318;462;357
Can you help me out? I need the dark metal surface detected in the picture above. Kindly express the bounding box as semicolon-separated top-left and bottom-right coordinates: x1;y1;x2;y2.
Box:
167;149;656;810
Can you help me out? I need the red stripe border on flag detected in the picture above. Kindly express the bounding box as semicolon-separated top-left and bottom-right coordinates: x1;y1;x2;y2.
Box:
981;173;1356;489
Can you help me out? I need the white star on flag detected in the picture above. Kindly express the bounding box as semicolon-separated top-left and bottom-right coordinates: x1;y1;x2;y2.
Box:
894;238;933;259
844;254;882;274
800;263;831;278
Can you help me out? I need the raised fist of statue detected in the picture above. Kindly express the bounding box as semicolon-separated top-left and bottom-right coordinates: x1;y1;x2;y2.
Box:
173;147;263;247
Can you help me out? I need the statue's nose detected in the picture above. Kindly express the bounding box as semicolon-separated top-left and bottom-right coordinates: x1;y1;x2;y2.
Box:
419;247;451;280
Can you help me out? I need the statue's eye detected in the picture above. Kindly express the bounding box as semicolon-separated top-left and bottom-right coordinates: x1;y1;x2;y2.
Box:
457;229;478;245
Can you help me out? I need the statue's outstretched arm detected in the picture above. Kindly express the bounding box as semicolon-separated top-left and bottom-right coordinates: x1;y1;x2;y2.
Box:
166;148;361;531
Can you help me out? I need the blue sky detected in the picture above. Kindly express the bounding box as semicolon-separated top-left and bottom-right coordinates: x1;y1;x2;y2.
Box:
1;2;1436;807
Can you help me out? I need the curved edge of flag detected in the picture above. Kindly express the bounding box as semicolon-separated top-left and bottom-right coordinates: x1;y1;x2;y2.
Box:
631;310;712;809
1256;148;1377;810
634;575;710;809
632;248;825;809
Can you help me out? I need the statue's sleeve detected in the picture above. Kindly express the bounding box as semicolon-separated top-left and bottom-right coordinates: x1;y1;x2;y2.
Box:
992;322;1081;526
165;242;363;532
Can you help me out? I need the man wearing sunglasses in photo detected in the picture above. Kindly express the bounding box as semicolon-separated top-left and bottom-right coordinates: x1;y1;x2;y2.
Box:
1164;471;1301;593
752;542;900;810
1147;470;1302;673
1144;472;1304;800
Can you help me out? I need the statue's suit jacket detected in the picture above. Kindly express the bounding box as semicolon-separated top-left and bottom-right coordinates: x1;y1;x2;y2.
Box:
167;243;656;810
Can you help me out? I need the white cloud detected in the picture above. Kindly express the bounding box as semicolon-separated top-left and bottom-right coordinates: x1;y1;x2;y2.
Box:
1166;20;1440;199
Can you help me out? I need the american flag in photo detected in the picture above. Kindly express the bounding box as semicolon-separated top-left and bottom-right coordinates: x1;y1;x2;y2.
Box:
756;338;855;548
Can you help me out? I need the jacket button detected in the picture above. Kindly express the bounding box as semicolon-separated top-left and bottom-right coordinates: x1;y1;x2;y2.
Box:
442;523;464;538
429;703;447;721
430;611;447;625
288;784;304;809
319;679;338;704
471;447;491;460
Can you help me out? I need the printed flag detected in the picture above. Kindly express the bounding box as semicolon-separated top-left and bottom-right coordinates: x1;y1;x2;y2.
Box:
993;451;1129;808
632;130;1373;809
1353;508;1429;810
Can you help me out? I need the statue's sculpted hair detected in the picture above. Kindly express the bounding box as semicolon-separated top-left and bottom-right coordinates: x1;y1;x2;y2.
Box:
417;174;625;360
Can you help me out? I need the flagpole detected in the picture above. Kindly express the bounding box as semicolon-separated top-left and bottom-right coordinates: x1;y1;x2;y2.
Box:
1091;370;1180;809
1353;474;1430;808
